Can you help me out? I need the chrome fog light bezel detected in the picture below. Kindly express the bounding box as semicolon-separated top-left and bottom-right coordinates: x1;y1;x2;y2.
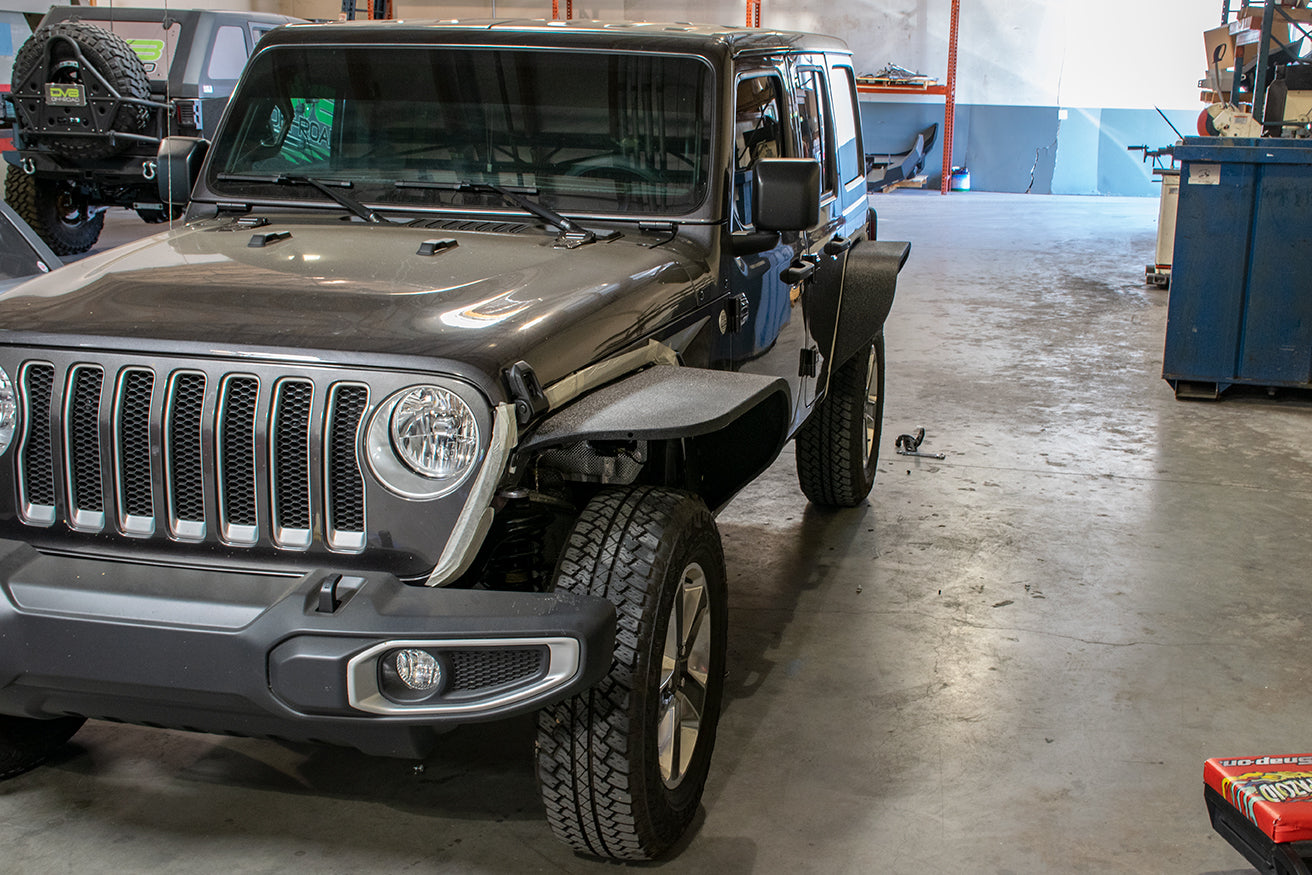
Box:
346;637;581;716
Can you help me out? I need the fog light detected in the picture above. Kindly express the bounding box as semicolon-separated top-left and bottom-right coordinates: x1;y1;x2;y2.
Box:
394;649;442;690
377;647;448;704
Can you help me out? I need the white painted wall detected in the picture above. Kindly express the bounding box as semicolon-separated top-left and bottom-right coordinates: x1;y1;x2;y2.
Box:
78;0;1217;113
750;0;1216;110
248;0;1214;111
57;0;1214;192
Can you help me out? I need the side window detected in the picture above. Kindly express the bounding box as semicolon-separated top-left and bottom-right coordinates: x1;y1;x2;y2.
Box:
732;74;786;230
206;25;249;81
794;68;835;197
250;25;276;48
829;65;863;186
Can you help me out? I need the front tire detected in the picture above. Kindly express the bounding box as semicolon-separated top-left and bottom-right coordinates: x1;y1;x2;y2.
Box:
537;487;727;861
795;332;886;507
0;715;85;780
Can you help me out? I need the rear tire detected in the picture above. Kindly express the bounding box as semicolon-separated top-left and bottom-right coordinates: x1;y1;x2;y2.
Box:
135;205;182;224
6;166;104;255
0;715;85;780
537;487;727;861
795;332;885;507
11;21;151;159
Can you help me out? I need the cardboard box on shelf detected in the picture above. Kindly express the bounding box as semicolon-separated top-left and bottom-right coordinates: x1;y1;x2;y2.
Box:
1205;24;1236;93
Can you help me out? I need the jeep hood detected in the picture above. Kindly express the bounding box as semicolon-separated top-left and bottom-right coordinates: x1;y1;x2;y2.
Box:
0;219;703;390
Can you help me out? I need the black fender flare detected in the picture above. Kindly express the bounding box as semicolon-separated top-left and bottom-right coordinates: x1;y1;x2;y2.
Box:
519;365;792;513
810;239;910;383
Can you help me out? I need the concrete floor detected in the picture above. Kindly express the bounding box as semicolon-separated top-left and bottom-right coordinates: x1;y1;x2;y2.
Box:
3;193;1310;873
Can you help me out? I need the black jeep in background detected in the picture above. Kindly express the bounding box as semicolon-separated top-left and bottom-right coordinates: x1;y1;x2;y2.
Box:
2;6;299;254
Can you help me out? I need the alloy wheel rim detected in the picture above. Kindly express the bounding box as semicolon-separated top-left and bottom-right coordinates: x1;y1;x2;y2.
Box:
658;561;711;789
862;345;879;465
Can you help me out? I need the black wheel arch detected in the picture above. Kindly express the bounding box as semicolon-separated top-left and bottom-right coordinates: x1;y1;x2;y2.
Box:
518;365;792;513
809;238;909;385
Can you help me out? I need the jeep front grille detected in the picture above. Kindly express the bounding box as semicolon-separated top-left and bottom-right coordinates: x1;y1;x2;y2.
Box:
165;371;206;537
19;364;57;522
272;379;313;547
16;360;370;552
116;369;155;527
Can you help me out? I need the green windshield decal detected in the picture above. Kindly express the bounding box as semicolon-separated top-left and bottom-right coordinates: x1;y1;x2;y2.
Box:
280;97;334;167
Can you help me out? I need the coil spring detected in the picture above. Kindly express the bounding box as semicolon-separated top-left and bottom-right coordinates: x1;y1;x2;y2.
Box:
483;502;553;591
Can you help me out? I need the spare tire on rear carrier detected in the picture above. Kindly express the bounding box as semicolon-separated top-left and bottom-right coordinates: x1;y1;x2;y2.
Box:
10;20;152;160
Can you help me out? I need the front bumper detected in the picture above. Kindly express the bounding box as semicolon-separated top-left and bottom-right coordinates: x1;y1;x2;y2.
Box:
0;539;615;758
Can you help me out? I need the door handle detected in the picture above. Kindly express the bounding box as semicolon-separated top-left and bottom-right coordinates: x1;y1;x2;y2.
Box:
780;255;818;285
823;235;852;256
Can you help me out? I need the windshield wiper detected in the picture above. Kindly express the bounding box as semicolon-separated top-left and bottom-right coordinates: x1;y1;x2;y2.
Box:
216;173;393;224
396;180;612;247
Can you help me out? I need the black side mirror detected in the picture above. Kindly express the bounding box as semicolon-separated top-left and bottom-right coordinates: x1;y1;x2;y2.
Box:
753;158;820;231
157;136;209;211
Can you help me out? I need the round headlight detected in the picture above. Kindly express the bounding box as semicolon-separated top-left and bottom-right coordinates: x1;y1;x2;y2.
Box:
0;367;16;456
389;386;479;480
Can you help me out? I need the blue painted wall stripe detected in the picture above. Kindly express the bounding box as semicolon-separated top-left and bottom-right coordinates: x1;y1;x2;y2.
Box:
860;101;1198;196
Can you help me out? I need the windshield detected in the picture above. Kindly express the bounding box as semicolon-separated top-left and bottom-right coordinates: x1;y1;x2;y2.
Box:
206;45;714;217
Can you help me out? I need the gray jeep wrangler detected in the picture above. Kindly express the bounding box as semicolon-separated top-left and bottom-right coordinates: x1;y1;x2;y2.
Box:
0;20;908;860
2;5;299;254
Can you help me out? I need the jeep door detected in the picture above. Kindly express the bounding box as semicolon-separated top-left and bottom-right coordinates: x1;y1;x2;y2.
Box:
726;67;817;434
793;54;870;400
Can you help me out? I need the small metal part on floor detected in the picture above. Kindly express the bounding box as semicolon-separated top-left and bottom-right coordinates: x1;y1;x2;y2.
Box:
894;427;946;459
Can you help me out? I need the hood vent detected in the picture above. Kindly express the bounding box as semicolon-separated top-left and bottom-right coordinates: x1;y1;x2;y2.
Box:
408;218;532;235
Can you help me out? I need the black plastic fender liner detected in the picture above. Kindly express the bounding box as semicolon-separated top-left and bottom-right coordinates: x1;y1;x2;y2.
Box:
520;365;792;512
810;239;910;385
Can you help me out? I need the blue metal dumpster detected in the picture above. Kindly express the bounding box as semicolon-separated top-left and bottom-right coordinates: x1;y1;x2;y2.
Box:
1163;136;1312;399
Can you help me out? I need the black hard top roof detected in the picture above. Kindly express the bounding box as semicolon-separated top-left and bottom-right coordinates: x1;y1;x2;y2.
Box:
262;19;850;57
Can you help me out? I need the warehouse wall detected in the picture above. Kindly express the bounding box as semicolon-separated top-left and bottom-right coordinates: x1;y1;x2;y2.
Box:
77;0;1216;194
749;0;1213;195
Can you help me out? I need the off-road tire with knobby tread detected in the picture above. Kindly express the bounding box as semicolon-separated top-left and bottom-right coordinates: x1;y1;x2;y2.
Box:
5;165;40;229
536;486;727;861
0;715;85;780
12;20;151;159
5;165;105;255
795;332;885;507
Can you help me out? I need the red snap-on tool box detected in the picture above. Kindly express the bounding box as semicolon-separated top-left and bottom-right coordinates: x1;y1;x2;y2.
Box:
1205;754;1312;874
